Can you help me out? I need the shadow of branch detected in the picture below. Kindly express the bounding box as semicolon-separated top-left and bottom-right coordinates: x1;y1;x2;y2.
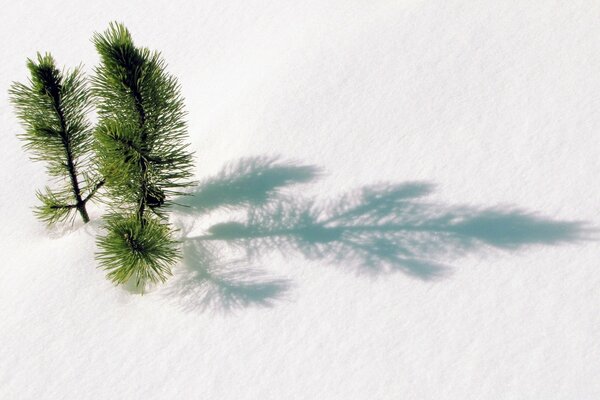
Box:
166;239;291;313
171;157;594;312
168;157;318;312
190;182;592;280
176;156;321;214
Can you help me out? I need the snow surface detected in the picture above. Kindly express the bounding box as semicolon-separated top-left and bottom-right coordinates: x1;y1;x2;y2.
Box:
1;1;600;399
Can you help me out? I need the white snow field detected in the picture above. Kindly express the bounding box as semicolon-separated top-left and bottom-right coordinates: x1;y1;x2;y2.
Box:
1;1;600;399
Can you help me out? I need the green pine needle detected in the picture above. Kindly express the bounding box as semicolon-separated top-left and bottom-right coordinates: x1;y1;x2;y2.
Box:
11;23;195;290
92;22;194;217
91;22;194;289
9;53;99;224
34;187;77;225
97;214;179;288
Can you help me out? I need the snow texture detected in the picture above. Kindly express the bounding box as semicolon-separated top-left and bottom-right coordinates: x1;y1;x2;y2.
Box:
1;1;599;399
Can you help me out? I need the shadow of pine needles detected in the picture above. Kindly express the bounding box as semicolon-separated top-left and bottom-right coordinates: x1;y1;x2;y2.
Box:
177;155;321;212
169;156;592;312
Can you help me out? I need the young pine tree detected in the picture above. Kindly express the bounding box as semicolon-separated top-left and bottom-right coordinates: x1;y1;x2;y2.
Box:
92;23;194;288
9;53;102;224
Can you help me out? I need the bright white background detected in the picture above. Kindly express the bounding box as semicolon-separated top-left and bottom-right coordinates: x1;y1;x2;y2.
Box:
1;1;599;399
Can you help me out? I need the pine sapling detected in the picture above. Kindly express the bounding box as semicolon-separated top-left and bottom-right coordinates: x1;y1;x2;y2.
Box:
9;53;103;224
92;23;194;288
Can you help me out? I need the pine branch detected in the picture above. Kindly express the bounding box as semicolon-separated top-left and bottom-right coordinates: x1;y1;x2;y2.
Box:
35;187;78;224
9;53;98;224
92;22;194;288
83;179;106;203
96;214;179;288
92;23;193;209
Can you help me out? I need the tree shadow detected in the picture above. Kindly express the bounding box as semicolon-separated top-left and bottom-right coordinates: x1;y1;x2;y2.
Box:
167;157;318;312
176;156;321;214
166;238;291;313
171;157;593;312
190;182;590;279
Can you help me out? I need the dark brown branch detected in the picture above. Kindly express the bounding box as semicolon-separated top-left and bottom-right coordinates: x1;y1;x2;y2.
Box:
49;86;89;223
83;179;106;203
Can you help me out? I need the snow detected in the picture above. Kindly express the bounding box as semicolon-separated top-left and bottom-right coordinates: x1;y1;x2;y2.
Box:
1;1;600;399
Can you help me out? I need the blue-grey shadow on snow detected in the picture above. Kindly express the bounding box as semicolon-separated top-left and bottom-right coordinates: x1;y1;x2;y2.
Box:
169;156;320;312
170;237;291;312
191;183;590;279
177;156;321;213
172;157;592;311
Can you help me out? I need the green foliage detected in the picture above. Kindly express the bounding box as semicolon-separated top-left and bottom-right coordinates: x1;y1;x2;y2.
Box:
97;214;179;287
9;23;194;290
92;22;194;288
9;53;100;224
34;186;77;224
92;22;193;217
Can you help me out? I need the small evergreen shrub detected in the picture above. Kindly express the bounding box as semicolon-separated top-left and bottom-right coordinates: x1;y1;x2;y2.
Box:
9;23;194;290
